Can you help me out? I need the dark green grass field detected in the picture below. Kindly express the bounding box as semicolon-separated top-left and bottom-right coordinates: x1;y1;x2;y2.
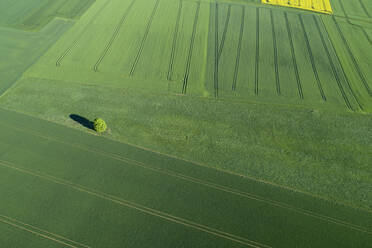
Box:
0;107;372;247
0;0;371;246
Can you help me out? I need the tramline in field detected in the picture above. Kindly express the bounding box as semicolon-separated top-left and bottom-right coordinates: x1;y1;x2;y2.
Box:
0;0;372;247
23;0;371;112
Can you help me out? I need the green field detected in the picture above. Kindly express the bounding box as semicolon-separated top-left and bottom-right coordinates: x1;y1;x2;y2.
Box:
0;0;94;30
0;0;371;246
0;107;371;247
18;0;372;111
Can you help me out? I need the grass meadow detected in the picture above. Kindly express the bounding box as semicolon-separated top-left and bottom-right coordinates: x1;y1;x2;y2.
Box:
0;0;371;246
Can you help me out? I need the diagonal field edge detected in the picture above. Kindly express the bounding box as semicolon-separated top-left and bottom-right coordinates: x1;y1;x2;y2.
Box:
0;215;91;248
0;122;371;234
0;160;269;248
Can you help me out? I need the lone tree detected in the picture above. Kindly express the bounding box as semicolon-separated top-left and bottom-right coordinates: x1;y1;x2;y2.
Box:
93;118;107;133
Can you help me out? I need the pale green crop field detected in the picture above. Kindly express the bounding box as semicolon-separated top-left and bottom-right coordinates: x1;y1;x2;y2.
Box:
0;0;371;247
21;0;372;111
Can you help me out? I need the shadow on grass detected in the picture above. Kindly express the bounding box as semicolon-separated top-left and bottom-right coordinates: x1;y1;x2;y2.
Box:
70;114;94;130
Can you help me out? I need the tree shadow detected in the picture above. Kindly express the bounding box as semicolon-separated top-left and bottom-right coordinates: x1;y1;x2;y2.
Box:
70;114;94;130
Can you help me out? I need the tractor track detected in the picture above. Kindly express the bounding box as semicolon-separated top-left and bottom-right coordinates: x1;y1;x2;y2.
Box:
284;12;303;99
320;17;364;110
232;6;245;91
167;0;183;81
313;16;352;110
332;16;372;96
129;0;160;76
182;1;200;94
56;0;110;66
94;0;137;72
270;9;280;95
299;14;326;101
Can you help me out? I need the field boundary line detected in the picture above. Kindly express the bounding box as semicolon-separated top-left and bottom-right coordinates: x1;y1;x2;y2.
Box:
232;6;245;91
217;4;231;60
1;125;372;233
0;160;269;248
254;8;259;95
284;12;304;99
0;215;90;248
56;0;111;66
94;0;137;72
331;16;372;96
129;0;160;76
299;14;326;101
0;216;81;248
313;16;352;110
320;17;364;110
270;9;280;95
182;1;200;94
167;0;183;81
0;111;371;214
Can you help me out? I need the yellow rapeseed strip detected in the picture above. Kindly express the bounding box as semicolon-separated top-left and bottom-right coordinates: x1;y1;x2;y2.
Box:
262;0;333;14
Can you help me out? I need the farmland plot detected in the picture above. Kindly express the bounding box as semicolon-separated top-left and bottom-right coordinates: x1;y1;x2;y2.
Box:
0;20;73;95
0;108;371;247
0;0;94;30
22;0;372;112
208;5;364;110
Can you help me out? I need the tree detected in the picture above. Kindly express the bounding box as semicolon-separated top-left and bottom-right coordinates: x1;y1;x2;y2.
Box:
93;118;107;133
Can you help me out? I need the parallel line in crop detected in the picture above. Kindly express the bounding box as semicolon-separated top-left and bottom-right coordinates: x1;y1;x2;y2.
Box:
0;160;270;248
0;215;90;248
232;6;245;91
2;122;372;231
338;0;372;47
94;0;137;72
254;8;259;95
0;216;83;248
313;16;352;110
299;14;326;101
56;0;110;66
358;0;371;18
337;0;348;18
284;12;303;99
130;0;160;76
214;2;219;98
270;9;280;95
320;17;364;110
332;16;372;96
310;0;315;9
182;1;200;94
167;0;183;81
218;4;231;60
2;152;372;237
